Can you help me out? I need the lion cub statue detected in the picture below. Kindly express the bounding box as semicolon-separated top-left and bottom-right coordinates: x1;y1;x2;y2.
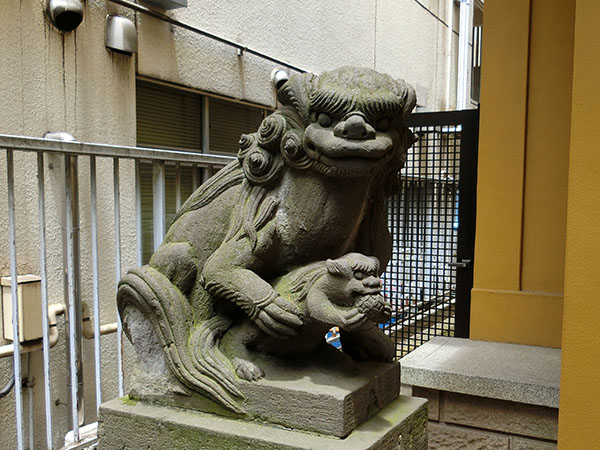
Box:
222;253;394;381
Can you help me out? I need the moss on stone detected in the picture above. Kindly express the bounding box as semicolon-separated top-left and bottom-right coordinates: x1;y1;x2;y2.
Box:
121;395;138;406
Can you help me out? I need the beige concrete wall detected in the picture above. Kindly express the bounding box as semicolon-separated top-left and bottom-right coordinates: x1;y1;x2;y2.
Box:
136;0;460;110
0;0;462;447
0;1;137;448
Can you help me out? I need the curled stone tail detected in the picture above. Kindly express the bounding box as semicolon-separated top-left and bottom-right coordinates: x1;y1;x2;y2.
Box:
117;266;245;414
190;316;243;398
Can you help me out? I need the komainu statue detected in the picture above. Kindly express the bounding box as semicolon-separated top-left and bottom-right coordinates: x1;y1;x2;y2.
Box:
117;67;416;414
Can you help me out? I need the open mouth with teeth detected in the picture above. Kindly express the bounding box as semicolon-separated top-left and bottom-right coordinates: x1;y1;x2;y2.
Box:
302;117;399;176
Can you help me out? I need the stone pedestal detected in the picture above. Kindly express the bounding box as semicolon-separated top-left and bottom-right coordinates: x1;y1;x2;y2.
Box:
100;348;428;449
128;343;405;437
99;394;427;450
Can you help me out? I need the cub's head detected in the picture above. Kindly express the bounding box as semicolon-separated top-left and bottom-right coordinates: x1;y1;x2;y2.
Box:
324;253;382;304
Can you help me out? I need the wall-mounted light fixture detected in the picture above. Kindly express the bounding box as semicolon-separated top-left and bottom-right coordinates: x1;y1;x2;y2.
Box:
105;15;137;55
46;0;84;32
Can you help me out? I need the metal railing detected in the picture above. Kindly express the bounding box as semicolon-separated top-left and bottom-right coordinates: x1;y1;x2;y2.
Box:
0;134;233;450
0;111;479;448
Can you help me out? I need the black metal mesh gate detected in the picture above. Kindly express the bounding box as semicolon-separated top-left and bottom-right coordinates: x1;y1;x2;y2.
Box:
382;110;479;359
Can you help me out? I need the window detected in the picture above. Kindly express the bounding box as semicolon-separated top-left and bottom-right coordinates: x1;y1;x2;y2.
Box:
136;79;268;263
209;97;265;155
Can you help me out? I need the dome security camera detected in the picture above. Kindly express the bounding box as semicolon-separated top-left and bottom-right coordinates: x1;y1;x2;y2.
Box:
46;0;84;32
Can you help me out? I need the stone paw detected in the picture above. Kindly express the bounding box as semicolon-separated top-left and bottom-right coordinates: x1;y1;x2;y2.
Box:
233;357;265;382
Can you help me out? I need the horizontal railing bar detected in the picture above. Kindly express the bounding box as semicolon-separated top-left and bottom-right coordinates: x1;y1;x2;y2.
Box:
0;134;235;165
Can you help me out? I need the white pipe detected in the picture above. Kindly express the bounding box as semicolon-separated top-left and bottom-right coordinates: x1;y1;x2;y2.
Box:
0;302;118;358
81;302;118;339
457;0;472;110
445;0;455;110
0;304;65;358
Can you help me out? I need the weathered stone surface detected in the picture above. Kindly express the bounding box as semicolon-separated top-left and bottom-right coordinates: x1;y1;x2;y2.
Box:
117;67;417;414
428;422;509;450
510;437;557;450
98;395;428;450
129;342;401;437
401;337;561;408
443;391;558;440
412;386;439;421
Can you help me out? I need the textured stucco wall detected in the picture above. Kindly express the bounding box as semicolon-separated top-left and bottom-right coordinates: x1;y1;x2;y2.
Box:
0;0;460;447
136;0;459;110
558;0;600;447
0;1;137;448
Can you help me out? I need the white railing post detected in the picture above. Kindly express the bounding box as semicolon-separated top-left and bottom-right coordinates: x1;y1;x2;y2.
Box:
135;160;143;266
37;151;54;449
6;149;25;450
175;162;182;211
63;154;82;442
152;161;165;253
113;158;124;397
90;155;103;414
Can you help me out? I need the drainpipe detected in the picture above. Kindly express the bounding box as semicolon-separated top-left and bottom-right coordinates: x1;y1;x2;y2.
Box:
457;0;472;110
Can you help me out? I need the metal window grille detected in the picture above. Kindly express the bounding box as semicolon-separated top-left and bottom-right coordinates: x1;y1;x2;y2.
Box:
382;111;478;359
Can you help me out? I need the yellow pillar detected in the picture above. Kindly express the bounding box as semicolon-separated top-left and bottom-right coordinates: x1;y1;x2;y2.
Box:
558;1;600;447
469;0;574;347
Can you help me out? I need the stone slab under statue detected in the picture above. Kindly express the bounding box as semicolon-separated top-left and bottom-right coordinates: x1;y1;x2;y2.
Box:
99;66;428;449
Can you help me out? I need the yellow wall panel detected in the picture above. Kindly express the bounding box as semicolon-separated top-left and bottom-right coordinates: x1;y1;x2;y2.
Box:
521;0;574;294
558;0;600;447
470;289;563;348
473;0;530;291
471;0;574;346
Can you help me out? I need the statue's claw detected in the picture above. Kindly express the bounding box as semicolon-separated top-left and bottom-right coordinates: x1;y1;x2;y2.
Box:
253;296;303;338
340;308;369;331
233;357;265;382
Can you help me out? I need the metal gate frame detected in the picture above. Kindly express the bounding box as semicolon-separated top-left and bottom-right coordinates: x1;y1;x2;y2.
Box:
383;108;479;358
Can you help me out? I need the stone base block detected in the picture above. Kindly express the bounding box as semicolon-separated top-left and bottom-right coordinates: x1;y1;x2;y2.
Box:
129;341;401;438
98;395;428;450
